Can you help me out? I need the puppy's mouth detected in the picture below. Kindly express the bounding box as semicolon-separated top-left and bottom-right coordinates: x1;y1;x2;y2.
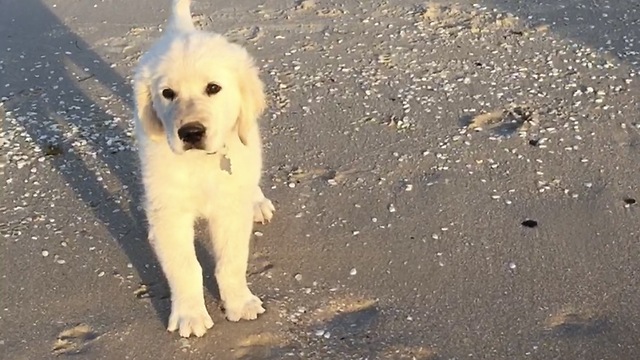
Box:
182;143;206;151
180;144;218;156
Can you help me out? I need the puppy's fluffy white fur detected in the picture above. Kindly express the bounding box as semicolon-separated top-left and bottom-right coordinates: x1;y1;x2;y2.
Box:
133;0;274;337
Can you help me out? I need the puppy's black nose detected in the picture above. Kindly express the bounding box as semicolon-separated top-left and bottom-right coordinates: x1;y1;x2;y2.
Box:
178;122;206;144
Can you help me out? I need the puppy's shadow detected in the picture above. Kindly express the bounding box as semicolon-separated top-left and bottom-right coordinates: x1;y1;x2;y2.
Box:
0;0;201;325
194;230;222;305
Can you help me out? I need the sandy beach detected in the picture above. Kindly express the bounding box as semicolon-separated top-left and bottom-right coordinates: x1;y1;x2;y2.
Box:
2;0;640;359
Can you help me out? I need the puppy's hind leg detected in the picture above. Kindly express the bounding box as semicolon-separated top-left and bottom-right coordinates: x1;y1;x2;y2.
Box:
209;202;265;321
253;186;275;224
147;210;213;337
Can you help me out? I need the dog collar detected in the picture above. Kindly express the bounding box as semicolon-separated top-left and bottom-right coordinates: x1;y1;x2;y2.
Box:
206;144;231;174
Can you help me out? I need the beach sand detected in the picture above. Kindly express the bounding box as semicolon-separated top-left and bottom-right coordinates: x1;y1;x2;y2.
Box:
2;0;640;358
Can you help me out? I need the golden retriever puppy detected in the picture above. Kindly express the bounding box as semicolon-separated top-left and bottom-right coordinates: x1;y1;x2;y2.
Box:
132;0;274;338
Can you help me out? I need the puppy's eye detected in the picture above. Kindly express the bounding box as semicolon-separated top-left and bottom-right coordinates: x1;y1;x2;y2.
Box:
162;88;176;100
205;83;222;96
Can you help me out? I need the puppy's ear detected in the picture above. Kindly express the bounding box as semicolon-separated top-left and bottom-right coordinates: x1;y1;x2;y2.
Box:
236;59;266;146
133;74;164;142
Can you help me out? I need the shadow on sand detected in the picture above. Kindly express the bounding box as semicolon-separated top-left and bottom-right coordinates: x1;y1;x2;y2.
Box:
1;0;220;327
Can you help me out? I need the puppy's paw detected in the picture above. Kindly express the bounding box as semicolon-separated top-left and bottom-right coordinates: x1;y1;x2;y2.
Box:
167;300;214;338
224;292;265;322
253;197;275;224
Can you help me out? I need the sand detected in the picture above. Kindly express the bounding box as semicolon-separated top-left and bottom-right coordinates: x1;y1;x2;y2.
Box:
2;0;640;359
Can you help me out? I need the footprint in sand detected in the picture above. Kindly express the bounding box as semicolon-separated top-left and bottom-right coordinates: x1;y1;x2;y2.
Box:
52;324;99;355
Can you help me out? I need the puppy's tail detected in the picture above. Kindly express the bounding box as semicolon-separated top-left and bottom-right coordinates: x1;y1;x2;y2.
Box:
169;0;195;32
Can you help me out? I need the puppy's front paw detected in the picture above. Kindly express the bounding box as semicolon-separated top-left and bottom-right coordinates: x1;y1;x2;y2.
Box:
167;300;214;338
253;197;275;224
224;292;265;322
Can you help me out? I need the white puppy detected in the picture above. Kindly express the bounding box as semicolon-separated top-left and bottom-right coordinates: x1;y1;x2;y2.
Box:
132;0;274;337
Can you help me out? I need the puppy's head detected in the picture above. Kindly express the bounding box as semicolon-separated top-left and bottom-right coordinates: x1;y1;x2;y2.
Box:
133;33;265;154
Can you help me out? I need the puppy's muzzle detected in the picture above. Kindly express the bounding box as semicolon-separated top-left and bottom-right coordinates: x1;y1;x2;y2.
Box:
178;122;206;150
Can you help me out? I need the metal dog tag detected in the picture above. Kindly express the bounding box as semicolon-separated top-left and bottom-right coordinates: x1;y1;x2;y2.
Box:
220;154;232;175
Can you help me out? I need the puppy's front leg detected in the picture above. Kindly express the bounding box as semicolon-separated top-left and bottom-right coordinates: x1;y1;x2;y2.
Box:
209;203;265;321
147;211;213;337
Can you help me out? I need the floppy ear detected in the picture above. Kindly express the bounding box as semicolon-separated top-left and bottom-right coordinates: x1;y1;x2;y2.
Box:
133;74;164;142
236;60;266;146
